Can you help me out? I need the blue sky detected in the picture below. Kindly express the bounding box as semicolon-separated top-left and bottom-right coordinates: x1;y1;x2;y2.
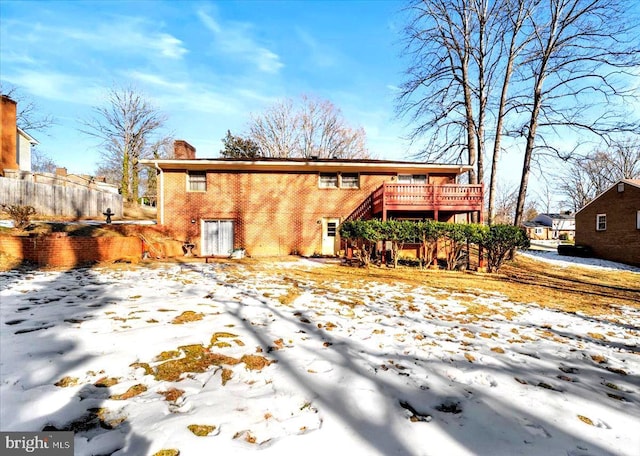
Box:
3;0;637;213
1;0;416;174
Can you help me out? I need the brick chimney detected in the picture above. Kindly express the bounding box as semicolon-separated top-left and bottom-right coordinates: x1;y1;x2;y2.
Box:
0;95;19;175
174;140;196;160
56;167;68;177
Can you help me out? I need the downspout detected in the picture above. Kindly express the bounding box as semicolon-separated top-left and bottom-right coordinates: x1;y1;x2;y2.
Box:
155;162;164;225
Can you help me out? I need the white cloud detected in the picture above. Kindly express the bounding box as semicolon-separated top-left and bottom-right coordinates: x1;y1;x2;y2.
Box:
197;9;284;74
126;71;188;91
153;33;188;59
3;17;187;62
2;70;102;105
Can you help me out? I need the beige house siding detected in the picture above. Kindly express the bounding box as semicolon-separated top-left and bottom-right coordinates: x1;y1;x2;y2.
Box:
17;130;33;171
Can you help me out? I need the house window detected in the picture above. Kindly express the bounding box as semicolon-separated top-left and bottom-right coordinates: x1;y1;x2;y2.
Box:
319;173;339;188
341;173;359;188
187;171;206;192
637;211;640;230
596;214;606;231
327;222;337;237
398;174;427;184
535;227;544;235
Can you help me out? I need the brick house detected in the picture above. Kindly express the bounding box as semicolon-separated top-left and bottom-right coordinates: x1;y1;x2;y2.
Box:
524;212;575;241
142;141;484;257
1;95;38;175
574;179;640;266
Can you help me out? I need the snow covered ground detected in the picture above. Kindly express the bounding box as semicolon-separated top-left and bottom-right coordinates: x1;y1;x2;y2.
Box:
520;250;640;272
1;255;638;456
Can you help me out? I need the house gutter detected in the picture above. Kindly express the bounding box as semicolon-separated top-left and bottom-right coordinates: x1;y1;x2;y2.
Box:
142;159;474;175
154;162;164;225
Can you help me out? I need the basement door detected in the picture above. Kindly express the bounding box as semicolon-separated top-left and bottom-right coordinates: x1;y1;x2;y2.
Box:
321;218;340;256
201;220;234;256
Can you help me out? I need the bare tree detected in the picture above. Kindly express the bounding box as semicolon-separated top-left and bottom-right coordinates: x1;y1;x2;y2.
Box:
0;83;56;133
493;182;518;224
398;0;533;202
398;0;479;183
398;1;639;227
31;149;58;174
80;86;167;203
249;95;369;159
142;137;173;204
486;0;534;224
558;137;640;211
512;0;640;226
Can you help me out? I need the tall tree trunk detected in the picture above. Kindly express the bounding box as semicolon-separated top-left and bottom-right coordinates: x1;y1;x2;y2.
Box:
488;45;517;225
121;146;130;202
131;155;139;204
514;84;543;226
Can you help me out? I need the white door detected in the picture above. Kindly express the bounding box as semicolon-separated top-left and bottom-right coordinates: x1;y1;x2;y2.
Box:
321;218;340;255
202;220;234;256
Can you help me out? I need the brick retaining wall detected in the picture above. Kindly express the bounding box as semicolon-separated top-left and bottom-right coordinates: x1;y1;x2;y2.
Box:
0;234;144;267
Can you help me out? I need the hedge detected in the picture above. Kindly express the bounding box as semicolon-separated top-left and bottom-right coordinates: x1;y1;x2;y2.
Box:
339;220;529;273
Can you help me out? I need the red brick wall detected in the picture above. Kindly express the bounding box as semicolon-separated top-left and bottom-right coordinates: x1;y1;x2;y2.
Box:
174;140;196;159
162;170;439;256
0;234;143;267
575;183;640;266
1;95;19;174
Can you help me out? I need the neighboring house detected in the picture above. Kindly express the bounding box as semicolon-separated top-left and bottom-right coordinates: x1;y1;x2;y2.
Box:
0;95;38;175
524;212;575;240
17;127;38;172
142;141;484;257
574;179;640;266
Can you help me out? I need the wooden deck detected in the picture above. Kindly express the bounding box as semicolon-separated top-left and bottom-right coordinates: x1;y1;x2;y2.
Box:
346;183;484;222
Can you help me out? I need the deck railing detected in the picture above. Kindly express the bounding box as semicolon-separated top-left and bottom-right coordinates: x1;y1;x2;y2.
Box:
344;194;373;222
372;183;484;214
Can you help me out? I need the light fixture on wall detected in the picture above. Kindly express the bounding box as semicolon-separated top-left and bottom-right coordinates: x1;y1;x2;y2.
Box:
191;218;196;224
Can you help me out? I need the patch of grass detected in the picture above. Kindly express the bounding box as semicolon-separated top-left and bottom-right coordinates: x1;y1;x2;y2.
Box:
94;377;119;387
154;345;241;382
158;388;184;402
240;354;273;370
171;311;204;324
111;384;147;400
577;415;594;425
187;424;216;436
94;408;127;428
210;332;240;348
221;368;233;386
130;362;153;375
263;255;638;316
154;350;181;361
278;286;302;306
54;376;79;387
153;450;180;456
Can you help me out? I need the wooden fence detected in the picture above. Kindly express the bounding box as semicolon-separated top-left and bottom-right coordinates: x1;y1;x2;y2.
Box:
0;177;123;217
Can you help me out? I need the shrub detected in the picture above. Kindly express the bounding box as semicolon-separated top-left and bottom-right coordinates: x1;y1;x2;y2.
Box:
1;204;36;230
557;244;592;257
482;225;530;272
381;220;416;268
339;220;384;267
415;220;440;269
